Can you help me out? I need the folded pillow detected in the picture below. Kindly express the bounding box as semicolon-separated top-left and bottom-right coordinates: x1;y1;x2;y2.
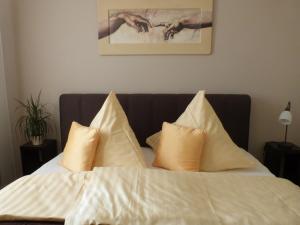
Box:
90;91;146;168
147;90;256;171
61;121;100;172
153;122;206;171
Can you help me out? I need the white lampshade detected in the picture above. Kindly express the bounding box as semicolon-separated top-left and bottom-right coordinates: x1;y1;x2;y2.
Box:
279;111;292;125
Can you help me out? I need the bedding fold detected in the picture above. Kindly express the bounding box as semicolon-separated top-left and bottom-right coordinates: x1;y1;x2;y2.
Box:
0;172;91;222
1;168;300;225
66;167;300;225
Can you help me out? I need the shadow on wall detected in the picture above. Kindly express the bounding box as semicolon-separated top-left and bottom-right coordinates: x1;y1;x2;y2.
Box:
249;95;295;161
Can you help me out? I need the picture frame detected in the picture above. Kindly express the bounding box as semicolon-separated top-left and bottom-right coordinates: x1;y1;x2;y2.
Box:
97;0;213;55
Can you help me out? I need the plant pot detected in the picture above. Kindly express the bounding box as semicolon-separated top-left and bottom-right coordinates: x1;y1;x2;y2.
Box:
31;136;44;146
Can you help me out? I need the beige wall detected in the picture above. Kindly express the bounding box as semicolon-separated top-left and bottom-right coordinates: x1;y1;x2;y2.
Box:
0;0;20;185
0;33;13;187
15;0;300;161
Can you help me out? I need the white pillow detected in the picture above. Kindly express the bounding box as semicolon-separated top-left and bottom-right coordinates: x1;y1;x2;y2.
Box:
90;92;146;168
147;90;256;171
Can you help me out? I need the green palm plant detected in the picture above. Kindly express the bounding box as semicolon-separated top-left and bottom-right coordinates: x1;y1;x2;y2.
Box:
16;91;51;145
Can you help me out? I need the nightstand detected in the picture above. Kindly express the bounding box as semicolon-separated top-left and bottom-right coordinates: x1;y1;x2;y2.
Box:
264;141;300;185
20;139;58;175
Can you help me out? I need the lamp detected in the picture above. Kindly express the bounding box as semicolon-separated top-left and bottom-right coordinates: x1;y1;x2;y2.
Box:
278;101;292;145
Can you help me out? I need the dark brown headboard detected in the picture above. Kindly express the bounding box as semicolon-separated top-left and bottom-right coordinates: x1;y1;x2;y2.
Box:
59;94;251;150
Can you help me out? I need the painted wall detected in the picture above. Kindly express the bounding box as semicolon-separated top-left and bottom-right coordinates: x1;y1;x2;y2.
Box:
0;0;19;185
15;0;300;161
0;34;13;187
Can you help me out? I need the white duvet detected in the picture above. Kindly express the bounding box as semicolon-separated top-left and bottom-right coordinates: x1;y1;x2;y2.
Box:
0;167;299;224
65;167;300;225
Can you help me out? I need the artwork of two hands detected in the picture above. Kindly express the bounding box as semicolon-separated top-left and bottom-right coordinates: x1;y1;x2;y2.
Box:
98;10;213;42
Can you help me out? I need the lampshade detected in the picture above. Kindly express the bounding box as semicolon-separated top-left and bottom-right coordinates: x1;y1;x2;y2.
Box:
279;111;292;125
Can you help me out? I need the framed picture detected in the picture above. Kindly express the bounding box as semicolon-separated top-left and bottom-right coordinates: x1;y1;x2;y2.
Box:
97;0;213;55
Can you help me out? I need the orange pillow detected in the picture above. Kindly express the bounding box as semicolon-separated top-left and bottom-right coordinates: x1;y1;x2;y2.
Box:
61;121;100;172
153;122;206;171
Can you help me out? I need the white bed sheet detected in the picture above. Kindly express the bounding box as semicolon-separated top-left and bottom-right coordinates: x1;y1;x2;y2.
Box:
33;147;274;176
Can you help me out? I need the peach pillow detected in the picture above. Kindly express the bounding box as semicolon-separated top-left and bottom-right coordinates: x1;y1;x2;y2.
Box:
61;121;100;172
90;91;146;168
153;122;206;171
147;90;257;171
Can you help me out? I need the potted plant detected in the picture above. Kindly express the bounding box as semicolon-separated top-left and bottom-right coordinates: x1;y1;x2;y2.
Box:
16;91;51;146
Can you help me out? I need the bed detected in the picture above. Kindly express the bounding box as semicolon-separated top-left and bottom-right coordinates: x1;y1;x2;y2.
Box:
35;93;272;175
1;93;299;225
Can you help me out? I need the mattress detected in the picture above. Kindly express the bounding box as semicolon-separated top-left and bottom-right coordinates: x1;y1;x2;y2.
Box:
33;147;274;176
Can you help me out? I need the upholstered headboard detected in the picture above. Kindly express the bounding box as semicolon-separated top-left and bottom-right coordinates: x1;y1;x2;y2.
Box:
59;94;251;150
